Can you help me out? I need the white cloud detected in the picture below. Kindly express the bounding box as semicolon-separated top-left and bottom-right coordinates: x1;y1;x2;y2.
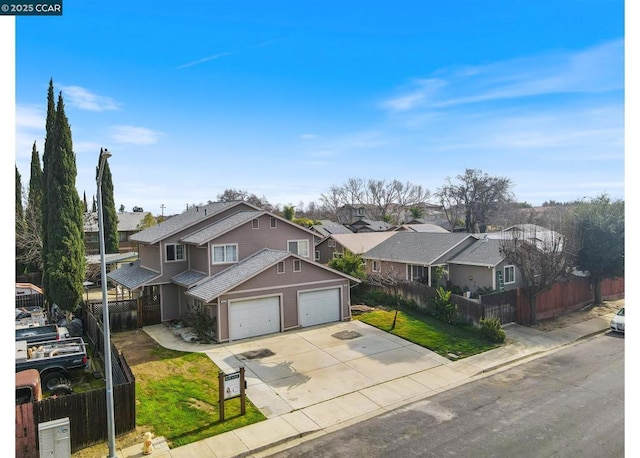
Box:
110;125;164;145
59;85;120;111
177;52;233;69
300;133;318;140
381;40;624;111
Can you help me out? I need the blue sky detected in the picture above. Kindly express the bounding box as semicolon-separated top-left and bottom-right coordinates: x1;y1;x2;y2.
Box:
8;1;628;216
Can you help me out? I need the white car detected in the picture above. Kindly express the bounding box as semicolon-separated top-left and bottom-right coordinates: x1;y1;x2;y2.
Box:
610;307;624;334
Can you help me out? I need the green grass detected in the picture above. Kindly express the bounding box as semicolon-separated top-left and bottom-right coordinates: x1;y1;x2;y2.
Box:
355;306;500;359
134;350;266;448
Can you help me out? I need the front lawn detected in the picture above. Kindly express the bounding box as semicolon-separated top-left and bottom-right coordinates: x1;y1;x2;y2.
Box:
355;306;500;359
134;348;266;448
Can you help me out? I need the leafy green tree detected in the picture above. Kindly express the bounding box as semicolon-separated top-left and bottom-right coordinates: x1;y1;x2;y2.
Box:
42;85;85;311
283;205;295;221
96;148;119;253
137;213;158;230
571;194;624;304
327;250;366;281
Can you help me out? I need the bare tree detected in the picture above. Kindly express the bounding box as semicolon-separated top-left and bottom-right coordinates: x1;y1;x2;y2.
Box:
437;169;514;233
320;177;431;223
499;226;578;324
216;188;273;211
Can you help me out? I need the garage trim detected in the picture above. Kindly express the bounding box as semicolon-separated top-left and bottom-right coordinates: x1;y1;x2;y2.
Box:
228;294;282;341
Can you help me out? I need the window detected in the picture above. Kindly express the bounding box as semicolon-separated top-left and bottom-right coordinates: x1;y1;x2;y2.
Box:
356;207;365;217
252;218;259;229
372;260;380;272
333;252;344;259
504;265;515;284
166;243;185;261
212;244;238;264
293;259;302;272
277;261;285;274
408;265;424;281
270;217;277;228
315;251;320;261
328;239;336;248
118;232;128;242
288;240;309;257
86;232;98;243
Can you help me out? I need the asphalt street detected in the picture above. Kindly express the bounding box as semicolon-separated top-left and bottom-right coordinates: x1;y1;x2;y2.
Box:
265;333;625;458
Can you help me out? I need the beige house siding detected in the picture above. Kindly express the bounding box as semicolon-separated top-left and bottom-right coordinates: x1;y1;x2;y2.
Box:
161;283;181;321
139;244;161;271
189;246;209;273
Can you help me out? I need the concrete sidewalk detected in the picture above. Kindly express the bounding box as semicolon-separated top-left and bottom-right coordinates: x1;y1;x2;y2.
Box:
117;315;614;458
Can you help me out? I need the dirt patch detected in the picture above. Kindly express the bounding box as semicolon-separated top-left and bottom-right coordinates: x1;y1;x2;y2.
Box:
531;299;624;331
72;330;167;457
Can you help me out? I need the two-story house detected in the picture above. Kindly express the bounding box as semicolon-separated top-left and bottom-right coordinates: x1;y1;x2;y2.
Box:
83;211;152;254
107;201;360;342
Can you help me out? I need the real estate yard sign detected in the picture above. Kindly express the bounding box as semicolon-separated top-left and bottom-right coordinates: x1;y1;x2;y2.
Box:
218;368;246;421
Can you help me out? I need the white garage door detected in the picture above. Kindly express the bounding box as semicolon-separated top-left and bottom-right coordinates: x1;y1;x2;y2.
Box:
229;296;280;340
299;288;341;327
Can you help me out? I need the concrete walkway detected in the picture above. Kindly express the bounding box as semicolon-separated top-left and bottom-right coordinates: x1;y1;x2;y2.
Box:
117;315;614;458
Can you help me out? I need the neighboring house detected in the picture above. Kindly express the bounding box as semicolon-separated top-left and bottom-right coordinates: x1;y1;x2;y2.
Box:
362;232;475;285
349;219;395;233
315;232;395;264
310;220;353;238
107;201;360;342
85;252;140;287
394;223;450;233
83;211;152;254
447;235;524;293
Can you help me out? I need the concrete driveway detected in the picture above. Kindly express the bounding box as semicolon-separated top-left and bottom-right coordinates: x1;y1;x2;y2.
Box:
195;320;451;417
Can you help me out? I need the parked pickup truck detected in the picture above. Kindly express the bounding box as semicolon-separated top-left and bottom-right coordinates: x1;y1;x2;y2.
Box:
16;369;73;404
15;337;90;391
15;324;66;344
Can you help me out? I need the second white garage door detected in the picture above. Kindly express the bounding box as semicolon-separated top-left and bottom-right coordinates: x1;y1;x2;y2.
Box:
298;288;341;327
229;296;280;341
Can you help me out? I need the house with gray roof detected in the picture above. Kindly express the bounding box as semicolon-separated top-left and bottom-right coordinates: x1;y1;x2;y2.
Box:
83;211;152;254
107;201;360;342
315;232;395;264
362;232;475;285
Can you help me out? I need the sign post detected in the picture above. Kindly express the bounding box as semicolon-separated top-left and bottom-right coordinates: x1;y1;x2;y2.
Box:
218;367;246;422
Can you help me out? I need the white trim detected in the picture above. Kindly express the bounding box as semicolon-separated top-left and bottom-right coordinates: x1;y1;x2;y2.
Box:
212;243;238;264
252;218;259;229
287;239;310;257
504;265;516;284
277;261;285;274
165;243;186;262
293;259;302;272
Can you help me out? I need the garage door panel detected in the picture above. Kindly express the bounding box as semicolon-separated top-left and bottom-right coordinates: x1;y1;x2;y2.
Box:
230;296;280;340
299;288;340;327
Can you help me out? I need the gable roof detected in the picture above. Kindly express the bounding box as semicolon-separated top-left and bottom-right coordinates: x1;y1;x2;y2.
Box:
363;232;472;265
185;248;361;303
448;237;504;267
350;219;395;231
84;211;152;232
395;223;450;233
106;260;161;290
180;210;264;246
327;232;395;253
311;222;353;237
130;201;259;244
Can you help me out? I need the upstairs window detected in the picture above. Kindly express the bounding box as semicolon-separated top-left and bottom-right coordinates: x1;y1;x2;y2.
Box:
270;217;277;228
288;240;309;257
252;219;259;229
328;239;336;248
372;260;380;272
212;244;238;264
277;261;285;274
293;259;302;272
315;251;320;261
166;243;185;262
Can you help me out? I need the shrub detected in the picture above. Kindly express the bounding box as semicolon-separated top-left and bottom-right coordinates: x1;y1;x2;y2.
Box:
429;286;458;324
181;304;216;342
479;317;505;343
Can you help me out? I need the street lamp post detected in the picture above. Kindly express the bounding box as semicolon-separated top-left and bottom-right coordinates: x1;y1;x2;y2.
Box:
97;148;116;458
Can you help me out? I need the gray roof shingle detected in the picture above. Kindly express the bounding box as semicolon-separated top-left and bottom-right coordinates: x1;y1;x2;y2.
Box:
106;260;160;290
130;201;253;244
448;237;504;267
180;211;264;245
186;249;290;303
172;270;208;288
363;232;472;264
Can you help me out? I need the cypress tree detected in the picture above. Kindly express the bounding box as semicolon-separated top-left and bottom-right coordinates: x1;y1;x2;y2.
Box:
42;79;56;302
97;148;119;253
25;142;44;272
42;89;85;311
83;191;88;213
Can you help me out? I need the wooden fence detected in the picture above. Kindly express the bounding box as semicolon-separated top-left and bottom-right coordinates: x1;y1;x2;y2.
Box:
16;352;136;454
357;274;624;326
85;298;139;333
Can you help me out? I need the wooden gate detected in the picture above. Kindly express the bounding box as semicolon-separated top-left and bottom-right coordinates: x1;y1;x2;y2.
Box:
16;402;38;458
138;293;161;327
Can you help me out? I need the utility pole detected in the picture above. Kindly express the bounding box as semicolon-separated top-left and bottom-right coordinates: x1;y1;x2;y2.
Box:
160;204;165;218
